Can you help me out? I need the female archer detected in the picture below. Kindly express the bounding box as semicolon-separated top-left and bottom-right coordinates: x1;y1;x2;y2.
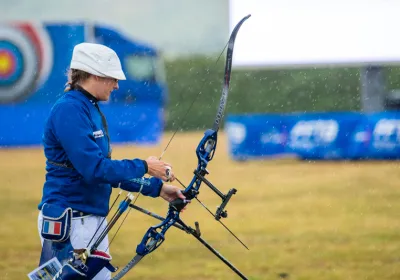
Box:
36;42;186;279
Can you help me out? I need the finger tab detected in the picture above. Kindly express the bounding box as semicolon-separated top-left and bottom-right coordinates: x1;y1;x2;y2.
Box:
165;166;172;180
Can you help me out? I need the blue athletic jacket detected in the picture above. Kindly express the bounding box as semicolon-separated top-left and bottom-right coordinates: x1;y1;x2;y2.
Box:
38;86;163;216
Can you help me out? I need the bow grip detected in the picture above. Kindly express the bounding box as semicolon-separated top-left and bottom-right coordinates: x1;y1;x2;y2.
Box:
169;198;188;212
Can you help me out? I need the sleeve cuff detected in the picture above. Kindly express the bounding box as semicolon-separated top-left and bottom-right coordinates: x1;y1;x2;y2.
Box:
142;159;148;173
119;177;163;198
146;177;163;198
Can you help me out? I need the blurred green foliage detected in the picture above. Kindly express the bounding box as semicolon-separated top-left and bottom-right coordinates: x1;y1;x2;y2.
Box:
163;56;400;130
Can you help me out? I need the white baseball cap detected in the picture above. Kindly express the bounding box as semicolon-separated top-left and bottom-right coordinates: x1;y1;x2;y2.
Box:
70;42;126;80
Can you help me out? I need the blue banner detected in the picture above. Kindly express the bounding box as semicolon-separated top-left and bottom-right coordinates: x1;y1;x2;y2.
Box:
350;112;400;160
226;114;289;161
226;112;400;161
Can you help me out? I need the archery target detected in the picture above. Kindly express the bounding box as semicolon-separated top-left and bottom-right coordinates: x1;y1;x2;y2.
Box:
0;23;53;103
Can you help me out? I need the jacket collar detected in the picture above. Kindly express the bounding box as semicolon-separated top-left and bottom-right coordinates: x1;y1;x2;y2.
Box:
73;84;99;105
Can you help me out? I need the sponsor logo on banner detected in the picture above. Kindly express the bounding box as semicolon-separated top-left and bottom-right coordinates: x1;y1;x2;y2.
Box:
289;120;339;149
372;119;400;150
260;128;286;145
226;122;246;145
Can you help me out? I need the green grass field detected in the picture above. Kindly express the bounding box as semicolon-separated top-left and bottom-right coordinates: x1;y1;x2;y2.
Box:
0;132;399;280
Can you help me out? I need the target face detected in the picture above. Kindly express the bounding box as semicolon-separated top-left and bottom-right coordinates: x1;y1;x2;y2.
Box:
0;23;53;103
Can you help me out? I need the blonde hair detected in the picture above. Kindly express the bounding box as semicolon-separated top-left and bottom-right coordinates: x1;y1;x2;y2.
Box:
64;69;91;92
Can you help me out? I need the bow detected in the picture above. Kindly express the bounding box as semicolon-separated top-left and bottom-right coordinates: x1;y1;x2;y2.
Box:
109;14;251;280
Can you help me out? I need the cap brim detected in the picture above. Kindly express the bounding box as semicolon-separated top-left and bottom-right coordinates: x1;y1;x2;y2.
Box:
107;70;126;81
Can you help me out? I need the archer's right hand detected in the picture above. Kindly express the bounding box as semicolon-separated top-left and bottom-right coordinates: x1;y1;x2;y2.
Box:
145;156;175;182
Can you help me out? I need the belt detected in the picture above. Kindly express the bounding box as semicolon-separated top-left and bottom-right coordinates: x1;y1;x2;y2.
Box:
72;210;91;219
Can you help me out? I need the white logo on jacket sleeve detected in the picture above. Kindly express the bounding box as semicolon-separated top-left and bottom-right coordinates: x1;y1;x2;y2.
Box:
93;130;104;138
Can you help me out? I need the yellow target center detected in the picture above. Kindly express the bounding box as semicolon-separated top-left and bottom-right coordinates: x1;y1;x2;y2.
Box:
0;53;12;75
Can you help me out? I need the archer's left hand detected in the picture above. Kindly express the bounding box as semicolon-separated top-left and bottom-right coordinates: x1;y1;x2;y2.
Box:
160;184;190;209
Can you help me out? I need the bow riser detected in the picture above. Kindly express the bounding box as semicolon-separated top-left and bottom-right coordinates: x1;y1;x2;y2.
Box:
135;227;165;256
135;209;180;256
196;129;218;164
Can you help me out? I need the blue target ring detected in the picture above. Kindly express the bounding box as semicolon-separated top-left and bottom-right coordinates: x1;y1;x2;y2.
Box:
0;25;39;103
0;40;24;86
